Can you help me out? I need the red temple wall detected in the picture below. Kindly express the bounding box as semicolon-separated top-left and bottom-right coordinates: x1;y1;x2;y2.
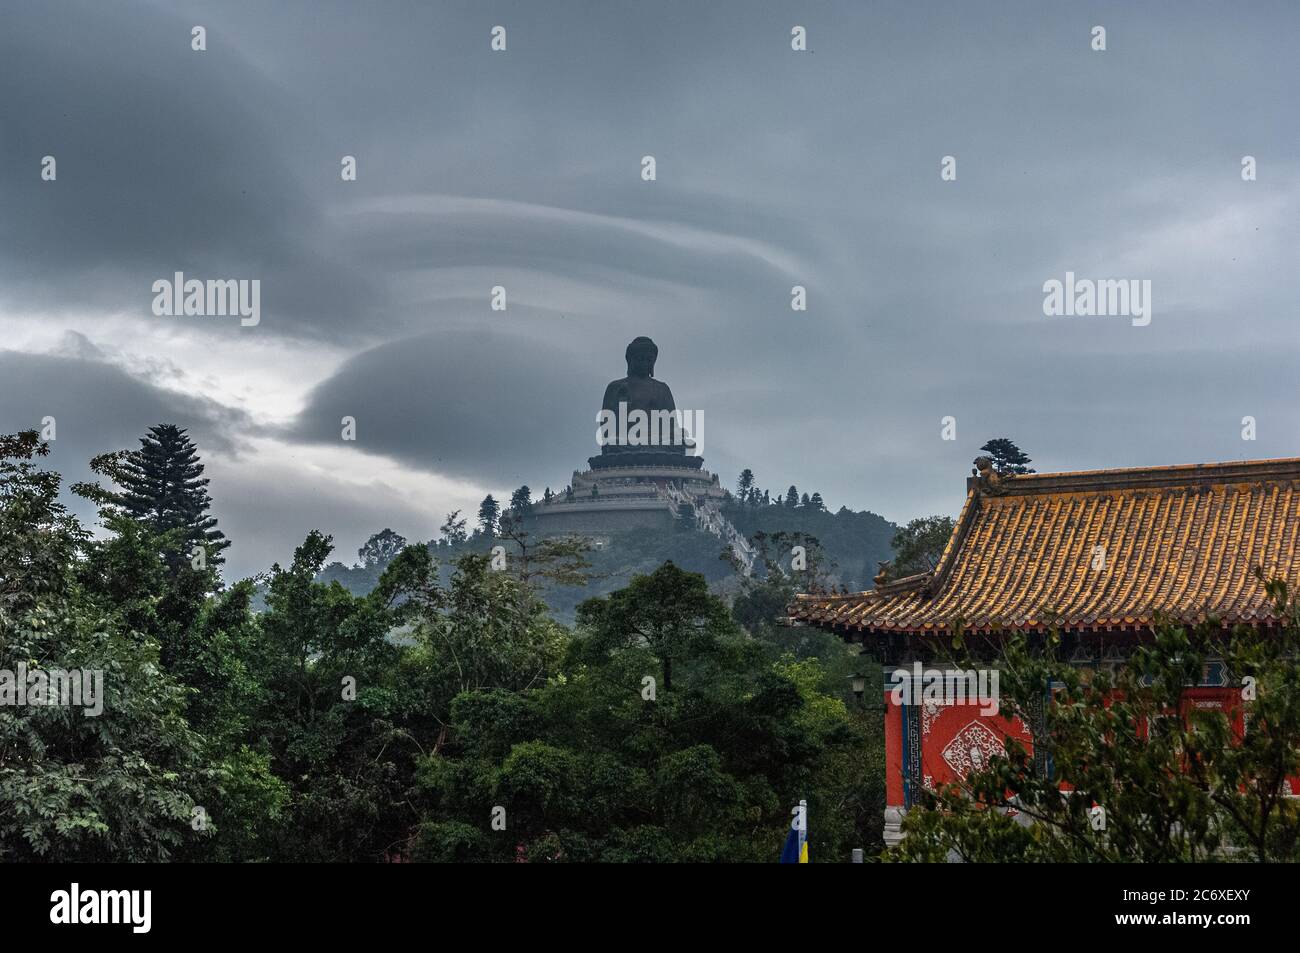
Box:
884;685;1300;808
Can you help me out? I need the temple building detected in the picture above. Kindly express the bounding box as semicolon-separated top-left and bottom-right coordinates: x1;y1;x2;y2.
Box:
532;337;753;569
789;456;1300;844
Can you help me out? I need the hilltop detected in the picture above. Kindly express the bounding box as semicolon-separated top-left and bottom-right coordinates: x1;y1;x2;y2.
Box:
317;498;897;623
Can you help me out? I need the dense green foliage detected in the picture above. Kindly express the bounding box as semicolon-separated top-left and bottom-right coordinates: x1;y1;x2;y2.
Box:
0;428;880;862
0;432;212;861
415;563;879;862
888;515;956;579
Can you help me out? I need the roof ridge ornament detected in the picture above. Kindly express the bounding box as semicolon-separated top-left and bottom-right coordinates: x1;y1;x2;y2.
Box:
972;455;1014;495
873;561;890;586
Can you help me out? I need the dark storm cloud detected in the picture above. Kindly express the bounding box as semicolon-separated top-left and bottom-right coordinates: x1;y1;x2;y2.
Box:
0;0;384;341
285;327;602;490
0;349;251;458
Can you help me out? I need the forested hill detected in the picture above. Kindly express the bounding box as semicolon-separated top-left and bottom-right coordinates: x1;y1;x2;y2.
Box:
721;500;896;592
317;499;897;622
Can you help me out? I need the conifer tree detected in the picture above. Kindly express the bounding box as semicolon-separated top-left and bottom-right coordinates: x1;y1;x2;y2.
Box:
736;468;755;504
979;437;1036;475
510;485;533;515
477;494;500;536
118;424;230;570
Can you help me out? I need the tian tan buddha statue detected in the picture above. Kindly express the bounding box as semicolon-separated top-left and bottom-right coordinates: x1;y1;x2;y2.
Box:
589;336;704;470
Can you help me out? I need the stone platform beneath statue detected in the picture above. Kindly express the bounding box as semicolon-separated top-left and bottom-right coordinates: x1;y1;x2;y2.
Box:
532;461;725;537
588;449;705;471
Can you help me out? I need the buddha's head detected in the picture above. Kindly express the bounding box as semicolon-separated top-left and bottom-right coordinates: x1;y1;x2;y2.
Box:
625;336;658;378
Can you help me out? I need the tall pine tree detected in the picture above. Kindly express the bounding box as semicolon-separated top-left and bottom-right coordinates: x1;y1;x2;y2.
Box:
118;424;230;571
477;494;500;536
736;468;755;504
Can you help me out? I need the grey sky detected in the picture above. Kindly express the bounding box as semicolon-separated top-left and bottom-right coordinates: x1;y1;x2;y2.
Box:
2;0;1297;579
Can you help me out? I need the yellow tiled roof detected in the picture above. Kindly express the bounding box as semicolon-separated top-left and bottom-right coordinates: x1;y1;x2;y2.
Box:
790;458;1300;635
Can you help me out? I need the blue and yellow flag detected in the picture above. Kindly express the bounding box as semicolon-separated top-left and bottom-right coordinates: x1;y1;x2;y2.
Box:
780;800;808;863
